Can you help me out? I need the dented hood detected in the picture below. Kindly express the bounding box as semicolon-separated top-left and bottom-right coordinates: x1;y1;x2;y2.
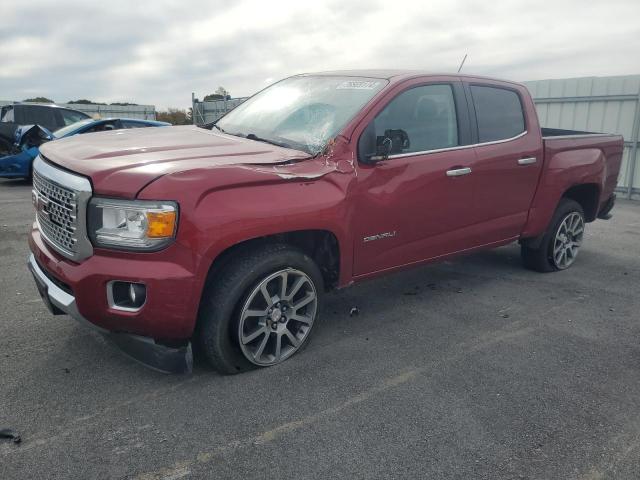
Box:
39;125;310;197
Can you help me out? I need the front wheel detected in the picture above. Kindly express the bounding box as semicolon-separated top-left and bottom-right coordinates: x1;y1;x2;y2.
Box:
521;199;585;272
196;244;323;374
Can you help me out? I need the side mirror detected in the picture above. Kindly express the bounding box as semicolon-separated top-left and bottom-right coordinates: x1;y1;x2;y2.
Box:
374;137;393;160
358;121;392;164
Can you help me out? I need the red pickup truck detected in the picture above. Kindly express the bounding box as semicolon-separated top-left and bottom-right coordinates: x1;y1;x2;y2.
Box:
28;71;623;374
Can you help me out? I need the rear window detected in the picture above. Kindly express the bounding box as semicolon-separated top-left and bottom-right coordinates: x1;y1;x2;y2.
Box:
470;86;525;142
1;106;14;122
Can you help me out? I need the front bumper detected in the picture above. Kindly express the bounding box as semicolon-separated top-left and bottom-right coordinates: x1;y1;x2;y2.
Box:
27;224;200;374
29;223;201;338
28;254;193;374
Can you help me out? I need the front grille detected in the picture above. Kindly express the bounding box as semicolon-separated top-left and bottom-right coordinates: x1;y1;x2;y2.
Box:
32;156;93;261
33;169;78;255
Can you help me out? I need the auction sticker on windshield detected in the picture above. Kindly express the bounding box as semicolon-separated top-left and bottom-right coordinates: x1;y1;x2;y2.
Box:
336;81;380;90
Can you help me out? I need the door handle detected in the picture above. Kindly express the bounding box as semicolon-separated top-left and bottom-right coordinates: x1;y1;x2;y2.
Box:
446;167;472;177
518;157;537;165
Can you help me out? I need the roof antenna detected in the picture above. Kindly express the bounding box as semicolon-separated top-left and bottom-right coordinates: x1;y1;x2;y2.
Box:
457;53;468;73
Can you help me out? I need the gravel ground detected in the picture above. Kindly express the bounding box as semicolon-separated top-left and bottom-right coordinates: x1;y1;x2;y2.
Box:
1;177;639;480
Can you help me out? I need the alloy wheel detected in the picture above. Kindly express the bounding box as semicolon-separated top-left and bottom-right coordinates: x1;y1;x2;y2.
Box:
238;268;318;366
552;212;584;269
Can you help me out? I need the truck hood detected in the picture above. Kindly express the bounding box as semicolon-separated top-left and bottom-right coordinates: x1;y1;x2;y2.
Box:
39;125;310;197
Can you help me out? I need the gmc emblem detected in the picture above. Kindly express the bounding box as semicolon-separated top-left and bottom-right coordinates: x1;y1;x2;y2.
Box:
32;190;48;214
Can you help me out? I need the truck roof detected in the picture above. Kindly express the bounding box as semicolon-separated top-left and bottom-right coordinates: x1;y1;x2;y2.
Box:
299;69;524;87
11;102;69;108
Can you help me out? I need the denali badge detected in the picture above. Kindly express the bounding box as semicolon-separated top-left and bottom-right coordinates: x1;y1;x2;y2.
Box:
363;231;397;243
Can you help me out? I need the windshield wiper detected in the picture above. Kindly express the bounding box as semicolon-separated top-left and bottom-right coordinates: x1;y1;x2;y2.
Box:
238;132;292;150
199;121;225;132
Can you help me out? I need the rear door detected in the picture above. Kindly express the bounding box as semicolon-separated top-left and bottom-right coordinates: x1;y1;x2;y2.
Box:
466;82;543;243
352;80;479;276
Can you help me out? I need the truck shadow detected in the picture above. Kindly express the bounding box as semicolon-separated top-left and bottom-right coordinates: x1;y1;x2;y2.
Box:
192;242;530;371
0;178;31;187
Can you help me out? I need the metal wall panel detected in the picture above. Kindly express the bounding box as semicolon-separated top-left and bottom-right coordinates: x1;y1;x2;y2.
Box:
524;75;640;198
192;97;247;125
57;103;157;120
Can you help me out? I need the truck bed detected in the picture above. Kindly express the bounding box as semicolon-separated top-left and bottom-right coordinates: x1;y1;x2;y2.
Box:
541;127;624;217
541;127;612;138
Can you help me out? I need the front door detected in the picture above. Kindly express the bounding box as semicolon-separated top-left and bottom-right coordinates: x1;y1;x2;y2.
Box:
352;82;479;277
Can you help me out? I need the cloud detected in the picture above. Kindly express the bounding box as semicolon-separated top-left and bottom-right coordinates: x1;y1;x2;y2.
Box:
0;0;639;110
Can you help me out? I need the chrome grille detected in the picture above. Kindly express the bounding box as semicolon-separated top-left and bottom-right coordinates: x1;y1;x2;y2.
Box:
32;156;93;261
33;170;78;254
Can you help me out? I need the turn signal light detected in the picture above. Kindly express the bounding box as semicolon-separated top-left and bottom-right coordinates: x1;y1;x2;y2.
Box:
146;211;177;238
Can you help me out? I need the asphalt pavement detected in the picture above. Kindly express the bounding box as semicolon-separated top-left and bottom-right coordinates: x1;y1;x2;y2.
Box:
1;177;639;479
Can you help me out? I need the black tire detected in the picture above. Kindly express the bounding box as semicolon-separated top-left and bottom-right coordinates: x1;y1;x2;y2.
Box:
196;243;324;374
521;198;585;272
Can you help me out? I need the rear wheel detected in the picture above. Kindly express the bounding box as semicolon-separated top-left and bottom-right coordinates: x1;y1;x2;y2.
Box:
196;243;323;374
521;199;585;272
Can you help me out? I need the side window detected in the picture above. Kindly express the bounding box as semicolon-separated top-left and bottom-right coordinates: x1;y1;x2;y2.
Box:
470;86;525;142
373;84;459;155
120;120;149;129
84;121;119;133
60;109;89;126
26;106;57;130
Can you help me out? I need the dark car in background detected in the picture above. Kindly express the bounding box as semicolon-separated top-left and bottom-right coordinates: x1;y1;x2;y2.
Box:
0;103;90;150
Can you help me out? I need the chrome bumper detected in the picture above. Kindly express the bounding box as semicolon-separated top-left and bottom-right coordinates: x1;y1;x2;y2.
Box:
28;254;193;374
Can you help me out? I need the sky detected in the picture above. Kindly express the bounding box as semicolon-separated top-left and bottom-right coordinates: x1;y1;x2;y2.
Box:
1;0;639;110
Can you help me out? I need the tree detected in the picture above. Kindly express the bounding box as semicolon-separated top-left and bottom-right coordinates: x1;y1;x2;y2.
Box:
110;102;139;106
156;108;190;125
203;86;231;102
67;99;106;105
22;97;54;103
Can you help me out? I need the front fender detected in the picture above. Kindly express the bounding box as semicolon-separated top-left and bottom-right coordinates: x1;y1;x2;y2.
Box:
138;162;355;301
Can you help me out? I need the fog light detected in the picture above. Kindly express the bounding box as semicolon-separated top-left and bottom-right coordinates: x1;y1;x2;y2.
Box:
108;281;146;311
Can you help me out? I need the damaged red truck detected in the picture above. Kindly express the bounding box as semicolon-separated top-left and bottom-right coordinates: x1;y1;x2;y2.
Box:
28;71;622;373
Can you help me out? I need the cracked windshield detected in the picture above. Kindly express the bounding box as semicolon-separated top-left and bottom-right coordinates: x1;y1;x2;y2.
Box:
216;76;387;154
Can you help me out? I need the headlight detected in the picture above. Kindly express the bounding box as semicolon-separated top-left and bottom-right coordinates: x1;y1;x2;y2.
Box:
88;198;178;251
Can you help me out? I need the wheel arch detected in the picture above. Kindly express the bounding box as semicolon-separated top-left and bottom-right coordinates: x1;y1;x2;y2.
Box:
561;183;600;222
203;229;342;293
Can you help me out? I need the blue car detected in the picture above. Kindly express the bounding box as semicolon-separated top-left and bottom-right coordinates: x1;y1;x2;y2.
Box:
0;117;170;179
